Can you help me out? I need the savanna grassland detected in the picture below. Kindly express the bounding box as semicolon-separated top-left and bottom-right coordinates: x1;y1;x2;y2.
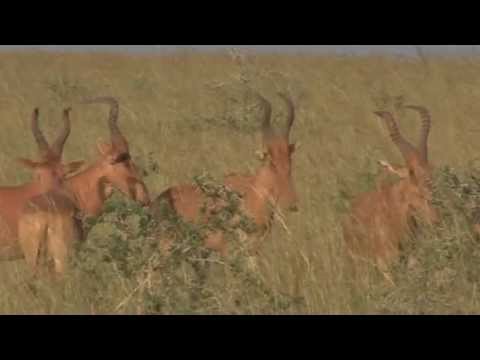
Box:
1;50;480;314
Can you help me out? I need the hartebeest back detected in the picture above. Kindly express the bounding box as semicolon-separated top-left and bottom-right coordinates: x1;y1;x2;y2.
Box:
0;108;84;260
17;97;151;275
343;105;439;275
151;91;298;256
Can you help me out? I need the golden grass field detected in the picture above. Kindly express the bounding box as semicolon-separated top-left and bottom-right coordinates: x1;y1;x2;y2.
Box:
0;50;480;314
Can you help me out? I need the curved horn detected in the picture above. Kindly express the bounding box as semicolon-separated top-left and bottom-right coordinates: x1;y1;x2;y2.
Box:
81;96;128;150
250;91;273;141
277;92;295;138
405;105;431;163
30;108;51;158
374;111;417;161
51;107;71;158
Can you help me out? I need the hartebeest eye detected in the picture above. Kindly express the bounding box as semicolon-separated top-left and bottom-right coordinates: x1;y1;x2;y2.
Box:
112;152;131;164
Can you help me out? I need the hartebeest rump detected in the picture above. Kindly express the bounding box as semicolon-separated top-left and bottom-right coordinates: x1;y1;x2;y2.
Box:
342;106;439;277
18;97;151;275
0;108;84;260
151;91;298;256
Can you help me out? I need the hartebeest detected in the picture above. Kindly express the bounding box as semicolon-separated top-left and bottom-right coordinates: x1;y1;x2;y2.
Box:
17;97;151;275
342;105;439;279
0;107;84;261
151;91;298;256
64;96;150;216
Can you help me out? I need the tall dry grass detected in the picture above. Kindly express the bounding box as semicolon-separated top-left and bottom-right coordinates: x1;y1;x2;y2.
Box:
0;50;479;314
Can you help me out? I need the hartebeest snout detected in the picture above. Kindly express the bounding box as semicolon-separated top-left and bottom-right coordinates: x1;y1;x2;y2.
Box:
343;105;439;275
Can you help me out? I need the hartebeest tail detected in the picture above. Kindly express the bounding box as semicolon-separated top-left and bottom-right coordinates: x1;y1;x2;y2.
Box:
151;90;298;256
343;105;439;278
0;108;84;261
18;97;151;275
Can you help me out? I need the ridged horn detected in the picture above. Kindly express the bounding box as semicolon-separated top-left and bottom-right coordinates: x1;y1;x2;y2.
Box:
405;105;431;163
51;107;72;158
81;96;128;151
30;108;51;159
277;92;295;139
374;111;417;161
250;91;273;142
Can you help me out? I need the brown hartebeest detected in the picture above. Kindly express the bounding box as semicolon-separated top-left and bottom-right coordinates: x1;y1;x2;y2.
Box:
342;105;439;282
151;91;298;257
17;97;151;275
64;96;150;216
0;108;85;261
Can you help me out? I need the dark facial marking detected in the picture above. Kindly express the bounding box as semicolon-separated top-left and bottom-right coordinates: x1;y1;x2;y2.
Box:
112;152;131;164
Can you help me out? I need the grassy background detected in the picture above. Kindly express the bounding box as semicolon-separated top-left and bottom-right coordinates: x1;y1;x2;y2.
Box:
0;50;480;314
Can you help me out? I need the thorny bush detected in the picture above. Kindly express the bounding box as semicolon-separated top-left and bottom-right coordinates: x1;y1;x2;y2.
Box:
367;165;480;314
71;172;300;314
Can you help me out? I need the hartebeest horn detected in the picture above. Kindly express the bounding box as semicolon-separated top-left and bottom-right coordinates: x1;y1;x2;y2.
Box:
374;111;417;161
251;91;274;142
81;97;128;151
30;108;51;159
51;107;72;158
405;105;431;163
277;93;295;139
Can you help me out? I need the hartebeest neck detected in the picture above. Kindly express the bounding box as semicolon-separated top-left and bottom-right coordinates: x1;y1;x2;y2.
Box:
235;164;278;229
65;162;110;217
379;179;417;227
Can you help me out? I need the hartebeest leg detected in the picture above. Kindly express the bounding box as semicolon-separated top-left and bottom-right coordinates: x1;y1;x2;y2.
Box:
47;216;76;276
204;231;228;257
18;214;45;274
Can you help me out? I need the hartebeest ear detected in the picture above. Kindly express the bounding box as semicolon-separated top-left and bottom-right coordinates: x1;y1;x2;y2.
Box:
16;158;44;169
378;160;409;179
255;149;268;162
96;139;113;157
63;160;86;176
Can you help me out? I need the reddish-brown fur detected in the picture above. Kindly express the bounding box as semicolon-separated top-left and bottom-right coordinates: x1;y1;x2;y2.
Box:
343;106;439;276
64;97;150;216
18;190;81;275
17;97;150;275
0;108;84;260
151;91;298;256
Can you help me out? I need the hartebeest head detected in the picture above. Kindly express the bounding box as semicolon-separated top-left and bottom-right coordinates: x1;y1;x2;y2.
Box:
254;91;298;212
18;108;85;189
374;105;439;225
81;97;150;206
